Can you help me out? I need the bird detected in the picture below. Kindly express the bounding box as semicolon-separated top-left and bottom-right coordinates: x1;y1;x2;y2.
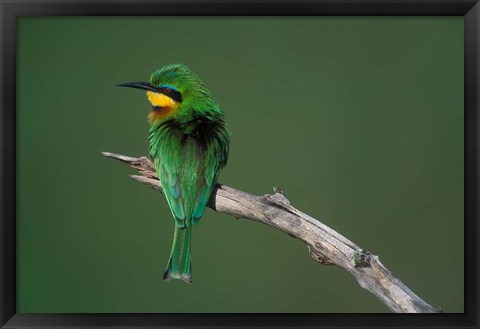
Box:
118;64;230;283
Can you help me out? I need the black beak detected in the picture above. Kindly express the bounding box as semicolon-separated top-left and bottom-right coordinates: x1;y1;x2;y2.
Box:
116;82;158;92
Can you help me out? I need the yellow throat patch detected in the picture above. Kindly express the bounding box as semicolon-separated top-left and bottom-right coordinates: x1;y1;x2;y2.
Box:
146;91;179;123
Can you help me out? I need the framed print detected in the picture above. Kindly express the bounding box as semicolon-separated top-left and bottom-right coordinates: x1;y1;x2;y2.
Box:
1;0;478;328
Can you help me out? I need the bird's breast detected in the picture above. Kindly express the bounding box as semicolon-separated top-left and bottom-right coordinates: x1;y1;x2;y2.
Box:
147;106;177;124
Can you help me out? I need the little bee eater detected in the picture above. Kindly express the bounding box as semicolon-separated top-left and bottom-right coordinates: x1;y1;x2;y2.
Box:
118;64;230;283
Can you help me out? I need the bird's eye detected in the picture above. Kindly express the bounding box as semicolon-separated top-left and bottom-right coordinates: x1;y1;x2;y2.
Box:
158;85;182;103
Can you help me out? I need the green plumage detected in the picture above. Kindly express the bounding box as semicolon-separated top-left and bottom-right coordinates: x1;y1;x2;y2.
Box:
144;64;230;283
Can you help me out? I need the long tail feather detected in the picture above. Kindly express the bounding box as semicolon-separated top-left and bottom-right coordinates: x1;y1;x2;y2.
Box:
163;225;192;284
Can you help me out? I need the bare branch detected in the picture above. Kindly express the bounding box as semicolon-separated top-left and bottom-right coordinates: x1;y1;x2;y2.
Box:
102;151;440;313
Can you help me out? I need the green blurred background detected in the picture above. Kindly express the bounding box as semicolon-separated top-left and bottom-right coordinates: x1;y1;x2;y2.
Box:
16;17;464;313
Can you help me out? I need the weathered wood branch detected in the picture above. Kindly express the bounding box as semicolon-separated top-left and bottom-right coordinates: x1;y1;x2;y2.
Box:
102;151;439;313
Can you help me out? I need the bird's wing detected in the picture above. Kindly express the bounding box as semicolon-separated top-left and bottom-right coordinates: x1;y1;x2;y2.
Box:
159;137;214;228
192;131;230;225
155;119;229;227
160;161;187;228
191;168;217;224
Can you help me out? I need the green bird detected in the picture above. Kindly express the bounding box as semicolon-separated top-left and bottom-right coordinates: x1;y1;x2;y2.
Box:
118;64;230;283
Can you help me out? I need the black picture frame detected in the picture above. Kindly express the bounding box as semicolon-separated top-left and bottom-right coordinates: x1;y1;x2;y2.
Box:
1;0;478;328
